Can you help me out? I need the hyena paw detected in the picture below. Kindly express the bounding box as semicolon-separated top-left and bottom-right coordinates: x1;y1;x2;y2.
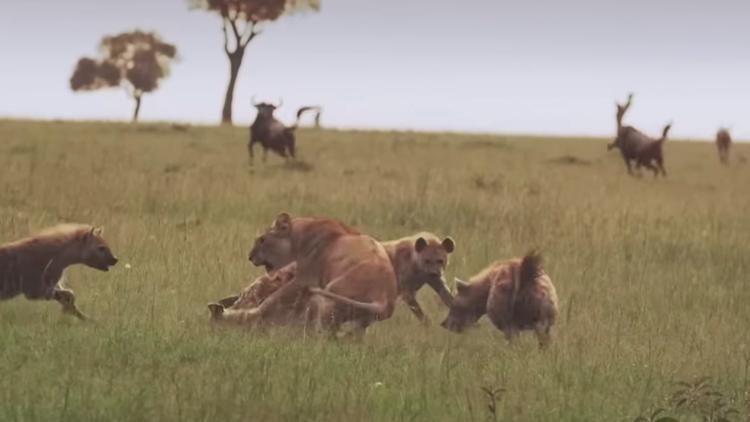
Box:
207;303;225;319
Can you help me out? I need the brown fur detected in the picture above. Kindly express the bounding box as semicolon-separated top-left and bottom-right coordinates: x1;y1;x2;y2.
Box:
238;213;398;336
211;232;455;327
0;224;118;320
716;128;732;165
381;232;455;323
441;252;558;348
608;93;671;177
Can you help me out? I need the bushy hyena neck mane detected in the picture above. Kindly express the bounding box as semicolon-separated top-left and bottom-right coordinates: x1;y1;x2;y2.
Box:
0;224;94;296
1;224;91;259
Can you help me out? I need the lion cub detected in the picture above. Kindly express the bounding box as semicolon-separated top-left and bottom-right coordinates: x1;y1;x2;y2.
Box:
441;252;558;348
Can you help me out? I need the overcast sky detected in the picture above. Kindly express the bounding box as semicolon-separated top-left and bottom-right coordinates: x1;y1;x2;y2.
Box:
1;0;748;139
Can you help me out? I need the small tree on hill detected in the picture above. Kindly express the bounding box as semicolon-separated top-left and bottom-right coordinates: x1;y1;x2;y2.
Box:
188;0;320;125
70;31;177;122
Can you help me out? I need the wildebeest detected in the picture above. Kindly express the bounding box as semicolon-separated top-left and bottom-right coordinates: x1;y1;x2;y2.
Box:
0;224;118;320
441;251;558;348
607;93;672;177
716;128;732;165
248;97;322;163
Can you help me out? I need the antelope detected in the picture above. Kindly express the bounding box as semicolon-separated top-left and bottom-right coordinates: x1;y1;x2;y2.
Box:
608;93;671;177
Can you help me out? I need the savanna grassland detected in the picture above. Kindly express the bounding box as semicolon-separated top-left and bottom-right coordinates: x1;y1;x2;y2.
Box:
0;119;749;421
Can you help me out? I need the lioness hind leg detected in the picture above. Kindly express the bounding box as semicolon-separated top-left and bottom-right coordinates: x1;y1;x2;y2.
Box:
305;296;340;337
53;289;87;321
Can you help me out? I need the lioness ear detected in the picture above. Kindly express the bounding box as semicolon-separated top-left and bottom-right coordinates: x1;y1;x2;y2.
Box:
442;237;455;253
93;226;103;236
273;213;292;233
414;237;428;253
454;277;470;293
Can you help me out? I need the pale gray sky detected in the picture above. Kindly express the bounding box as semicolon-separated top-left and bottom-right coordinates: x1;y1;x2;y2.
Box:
0;0;748;139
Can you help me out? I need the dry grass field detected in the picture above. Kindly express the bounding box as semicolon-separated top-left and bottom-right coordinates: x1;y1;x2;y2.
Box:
0;119;749;421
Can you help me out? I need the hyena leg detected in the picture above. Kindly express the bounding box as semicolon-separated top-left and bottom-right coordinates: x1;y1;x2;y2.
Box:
207;303;225;320
216;295;240;309
402;293;429;325
207;304;269;329
535;324;553;350
53;288;87;320
503;327;519;344
348;319;371;342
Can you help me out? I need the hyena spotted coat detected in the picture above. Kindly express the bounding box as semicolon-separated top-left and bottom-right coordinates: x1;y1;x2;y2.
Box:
0;224;118;319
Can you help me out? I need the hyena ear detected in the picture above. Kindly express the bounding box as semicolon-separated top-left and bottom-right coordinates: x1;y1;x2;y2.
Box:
82;227;96;242
273;213;292;233
442;237;455;253
454;277;469;293
414;237;428;253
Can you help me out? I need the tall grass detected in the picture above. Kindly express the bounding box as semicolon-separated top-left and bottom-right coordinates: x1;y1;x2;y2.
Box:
0;119;748;421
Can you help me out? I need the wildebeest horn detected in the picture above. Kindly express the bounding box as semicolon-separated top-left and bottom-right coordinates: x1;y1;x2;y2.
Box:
251;95;258;106
276;98;283;108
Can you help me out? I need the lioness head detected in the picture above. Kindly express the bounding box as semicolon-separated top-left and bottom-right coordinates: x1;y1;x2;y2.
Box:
78;227;118;272
440;278;486;332
249;213;294;272
413;236;455;282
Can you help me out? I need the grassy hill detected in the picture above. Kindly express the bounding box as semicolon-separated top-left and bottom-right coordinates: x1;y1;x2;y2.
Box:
0;119;749;421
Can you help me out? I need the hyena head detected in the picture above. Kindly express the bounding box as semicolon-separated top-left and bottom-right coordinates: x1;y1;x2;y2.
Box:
248;213;294;273
440;278;487;332
77;227;118;272
413;236;455;282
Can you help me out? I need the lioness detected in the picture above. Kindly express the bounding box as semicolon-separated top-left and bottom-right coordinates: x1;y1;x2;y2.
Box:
210;232;455;326
210;229;299;310
237;213;398;335
441;251;558;348
0;224;118;320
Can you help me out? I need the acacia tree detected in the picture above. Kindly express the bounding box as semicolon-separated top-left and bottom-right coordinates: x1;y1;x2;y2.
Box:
189;0;320;124
70;31;177;122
